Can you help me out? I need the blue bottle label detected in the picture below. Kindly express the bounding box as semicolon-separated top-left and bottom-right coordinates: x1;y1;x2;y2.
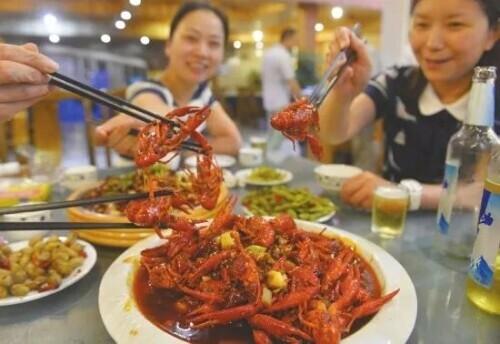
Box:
437;161;460;235
468;179;500;288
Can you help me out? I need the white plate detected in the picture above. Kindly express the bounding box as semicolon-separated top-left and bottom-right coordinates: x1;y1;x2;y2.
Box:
184;154;236;169
0;237;97;307
99;220;417;344
236;168;293;186
242;205;336;223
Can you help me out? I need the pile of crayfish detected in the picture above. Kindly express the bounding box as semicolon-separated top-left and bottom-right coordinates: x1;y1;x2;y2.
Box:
270;98;324;160
134;197;399;344
124;106;224;231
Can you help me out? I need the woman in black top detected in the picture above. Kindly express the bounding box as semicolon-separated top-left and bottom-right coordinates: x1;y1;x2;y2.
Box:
319;0;499;210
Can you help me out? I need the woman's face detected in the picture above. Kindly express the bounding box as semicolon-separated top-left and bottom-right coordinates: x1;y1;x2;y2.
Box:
165;10;225;84
409;0;496;84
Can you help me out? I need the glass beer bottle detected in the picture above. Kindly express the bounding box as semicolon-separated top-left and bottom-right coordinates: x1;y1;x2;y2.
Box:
436;67;499;258
467;146;500;315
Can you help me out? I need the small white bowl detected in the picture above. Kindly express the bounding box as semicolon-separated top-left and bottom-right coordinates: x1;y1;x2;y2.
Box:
1;202;50;242
314;164;362;193
61;165;98;190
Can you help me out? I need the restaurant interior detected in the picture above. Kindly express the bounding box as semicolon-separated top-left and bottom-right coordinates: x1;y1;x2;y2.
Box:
0;0;389;169
0;1;499;344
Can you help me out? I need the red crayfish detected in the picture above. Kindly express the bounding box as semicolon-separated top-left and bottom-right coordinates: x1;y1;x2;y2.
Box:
270;98;324;160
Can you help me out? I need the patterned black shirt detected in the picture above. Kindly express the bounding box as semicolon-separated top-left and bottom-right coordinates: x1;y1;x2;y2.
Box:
364;66;500;184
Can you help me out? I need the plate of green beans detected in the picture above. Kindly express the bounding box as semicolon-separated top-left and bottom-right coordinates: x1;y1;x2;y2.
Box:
241;186;336;222
236;167;293;186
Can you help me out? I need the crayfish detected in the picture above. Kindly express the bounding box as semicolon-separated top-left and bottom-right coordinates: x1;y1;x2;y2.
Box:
135;105;211;168
270;98;324;160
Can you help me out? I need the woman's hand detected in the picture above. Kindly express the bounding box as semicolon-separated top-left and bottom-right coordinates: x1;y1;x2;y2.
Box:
94;93;172;158
0;43;59;121
94;114;144;158
340;171;392;210
326;27;372;100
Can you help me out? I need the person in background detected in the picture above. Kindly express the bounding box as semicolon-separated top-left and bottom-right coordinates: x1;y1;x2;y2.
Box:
261;28;302;155
319;0;499;210
0;43;58;122
95;2;242;157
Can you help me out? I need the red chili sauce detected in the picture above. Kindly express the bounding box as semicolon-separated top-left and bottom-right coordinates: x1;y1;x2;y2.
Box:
133;253;381;343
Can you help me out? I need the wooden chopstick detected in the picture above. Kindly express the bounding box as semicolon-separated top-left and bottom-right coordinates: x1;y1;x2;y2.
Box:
0;222;142;231
49;72;178;127
0;189;173;216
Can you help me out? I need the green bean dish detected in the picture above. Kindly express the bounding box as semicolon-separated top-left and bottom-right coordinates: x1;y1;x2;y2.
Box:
246;166;286;183
242;186;336;222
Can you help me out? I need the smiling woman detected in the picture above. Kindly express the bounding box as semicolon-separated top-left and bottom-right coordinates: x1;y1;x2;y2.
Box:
316;0;499;211
94;2;242;158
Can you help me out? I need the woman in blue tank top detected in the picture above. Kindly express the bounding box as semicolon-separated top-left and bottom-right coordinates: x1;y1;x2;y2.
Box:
95;2;242;157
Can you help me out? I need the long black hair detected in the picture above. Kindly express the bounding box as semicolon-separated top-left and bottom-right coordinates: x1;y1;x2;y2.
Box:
169;1;229;43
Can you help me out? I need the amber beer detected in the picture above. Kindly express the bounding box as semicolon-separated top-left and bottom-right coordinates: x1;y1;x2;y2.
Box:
371;186;409;238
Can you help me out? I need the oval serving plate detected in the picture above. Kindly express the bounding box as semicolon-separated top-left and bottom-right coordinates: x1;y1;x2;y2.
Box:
0;237;97;307
99;220;417;344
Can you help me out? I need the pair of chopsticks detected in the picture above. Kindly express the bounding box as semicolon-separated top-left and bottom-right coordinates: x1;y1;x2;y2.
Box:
48;73;203;154
0;189;173;231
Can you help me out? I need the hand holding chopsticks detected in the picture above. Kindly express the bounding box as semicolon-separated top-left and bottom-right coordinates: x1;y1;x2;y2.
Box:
308;23;363;108
0;43;58;122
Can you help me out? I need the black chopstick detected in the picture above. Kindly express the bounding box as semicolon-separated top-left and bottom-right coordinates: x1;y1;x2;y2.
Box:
0;189;173;216
49;73;205;153
0;222;142;231
49;72;178;127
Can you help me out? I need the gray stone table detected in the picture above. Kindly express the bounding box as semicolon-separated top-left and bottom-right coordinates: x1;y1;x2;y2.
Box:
0;157;498;343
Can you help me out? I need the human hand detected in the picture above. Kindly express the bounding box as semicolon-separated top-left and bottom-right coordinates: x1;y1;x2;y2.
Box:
326;27;372;100
0;43;59;121
94;114;145;158
340;171;392;210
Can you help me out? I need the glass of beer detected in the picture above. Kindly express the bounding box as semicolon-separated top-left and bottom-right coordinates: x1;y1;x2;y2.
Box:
371;185;409;238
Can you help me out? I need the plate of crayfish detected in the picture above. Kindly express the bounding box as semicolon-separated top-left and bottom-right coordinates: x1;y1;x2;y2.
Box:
65;166;229;247
99;203;417;344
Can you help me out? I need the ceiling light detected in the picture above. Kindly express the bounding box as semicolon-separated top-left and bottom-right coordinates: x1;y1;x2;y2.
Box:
120;11;132;20
331;6;344;20
314;23;324;32
101;34;111;43
115;20;126;30
233;40;242;49
140;36;150;45
49;34;60;44
255;41;264;50
252;30;263;42
43;13;58;26
130;0;141;6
